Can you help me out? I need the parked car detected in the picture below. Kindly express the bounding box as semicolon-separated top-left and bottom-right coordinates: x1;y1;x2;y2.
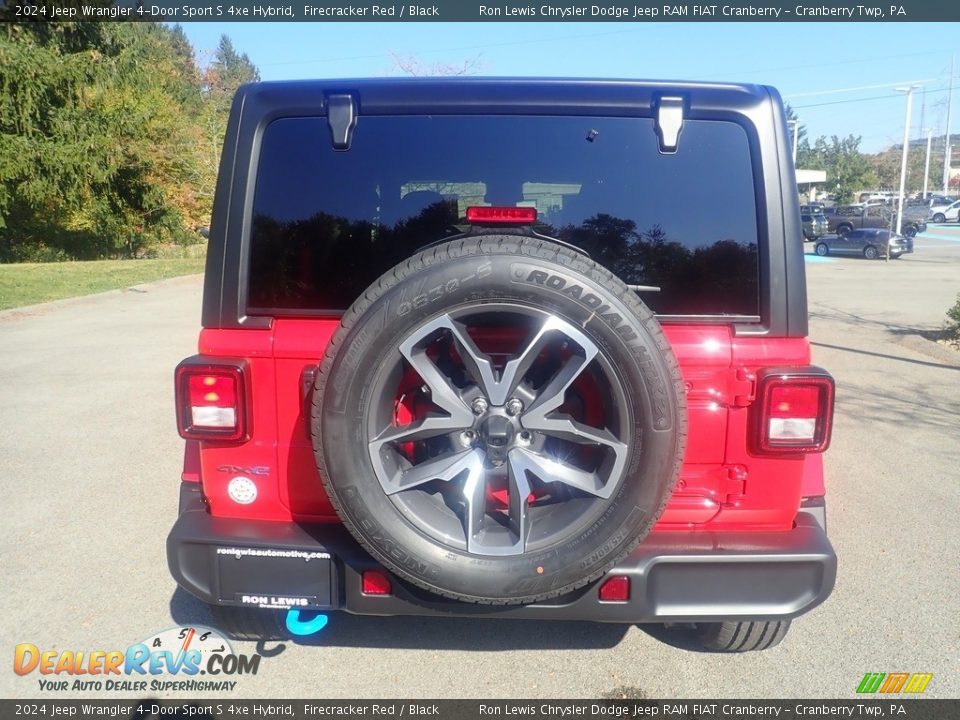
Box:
928;199;960;223
801;212;828;240
900;205;929;235
926;194;956;208
814;229;910;259
828;204;926;238
858;192;894;204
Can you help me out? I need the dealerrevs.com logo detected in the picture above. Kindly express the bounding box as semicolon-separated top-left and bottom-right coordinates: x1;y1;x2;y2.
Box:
13;626;260;692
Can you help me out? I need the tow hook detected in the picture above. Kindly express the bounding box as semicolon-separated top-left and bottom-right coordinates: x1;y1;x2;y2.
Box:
285;610;329;636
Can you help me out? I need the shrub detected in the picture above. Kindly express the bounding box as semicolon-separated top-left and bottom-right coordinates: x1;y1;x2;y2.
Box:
946;293;960;340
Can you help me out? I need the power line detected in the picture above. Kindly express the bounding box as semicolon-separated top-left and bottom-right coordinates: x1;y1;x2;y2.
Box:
701;47;960;81
254;30;960;74
793;84;960;110
785;79;936;99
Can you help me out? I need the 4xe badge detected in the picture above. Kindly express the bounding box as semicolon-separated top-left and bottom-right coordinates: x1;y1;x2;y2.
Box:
13;626;261;693
217;465;269;476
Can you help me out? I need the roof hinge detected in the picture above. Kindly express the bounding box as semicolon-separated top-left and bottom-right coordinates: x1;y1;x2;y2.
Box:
655;96;685;154
326;93;358;151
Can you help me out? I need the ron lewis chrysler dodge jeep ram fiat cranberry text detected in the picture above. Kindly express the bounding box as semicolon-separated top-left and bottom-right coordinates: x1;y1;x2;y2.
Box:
167;78;836;652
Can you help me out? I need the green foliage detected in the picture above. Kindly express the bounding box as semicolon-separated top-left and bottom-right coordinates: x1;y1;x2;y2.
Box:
208;35;260;94
784;103;807;150
191;35;261;212
870;138;944;193
800;134;876;205
0;24;257;261
946;293;960;340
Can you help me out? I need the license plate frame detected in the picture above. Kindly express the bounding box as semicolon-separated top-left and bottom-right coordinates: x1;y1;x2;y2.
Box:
214;545;337;610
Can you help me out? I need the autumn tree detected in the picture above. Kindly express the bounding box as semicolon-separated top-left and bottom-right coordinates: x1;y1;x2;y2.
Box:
0;25;258;261
193;35;261;215
870;139;945;194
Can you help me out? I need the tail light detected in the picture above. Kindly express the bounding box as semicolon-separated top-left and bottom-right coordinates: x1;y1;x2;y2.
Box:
466;206;537;225
175;358;249;442
752;367;834;454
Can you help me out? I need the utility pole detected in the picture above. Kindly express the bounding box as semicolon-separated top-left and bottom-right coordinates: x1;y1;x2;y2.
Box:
923;128;933;199
894;85;920;237
943;55;954;195
788;119;799;165
918;88;926;141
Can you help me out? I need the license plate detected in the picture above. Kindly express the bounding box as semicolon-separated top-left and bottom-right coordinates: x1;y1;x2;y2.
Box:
215;546;337;609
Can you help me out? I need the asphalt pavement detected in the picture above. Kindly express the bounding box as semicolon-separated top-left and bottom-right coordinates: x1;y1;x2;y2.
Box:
1;230;958;699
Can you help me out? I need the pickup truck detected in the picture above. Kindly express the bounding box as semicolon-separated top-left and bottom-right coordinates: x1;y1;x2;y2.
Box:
827;204;927;238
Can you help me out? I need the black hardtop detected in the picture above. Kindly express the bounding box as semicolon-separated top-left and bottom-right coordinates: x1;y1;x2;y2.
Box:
203;77;807;338
237;76;776;116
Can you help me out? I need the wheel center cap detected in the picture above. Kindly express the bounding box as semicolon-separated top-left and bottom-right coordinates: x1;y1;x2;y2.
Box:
481;414;514;449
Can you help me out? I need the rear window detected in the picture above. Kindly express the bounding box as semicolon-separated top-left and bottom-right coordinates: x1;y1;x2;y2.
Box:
248;115;760;317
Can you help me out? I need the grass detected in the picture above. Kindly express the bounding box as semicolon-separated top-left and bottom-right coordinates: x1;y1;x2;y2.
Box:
0;257;206;311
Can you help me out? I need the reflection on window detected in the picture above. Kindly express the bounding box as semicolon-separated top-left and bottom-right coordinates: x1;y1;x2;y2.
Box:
248;115;760;316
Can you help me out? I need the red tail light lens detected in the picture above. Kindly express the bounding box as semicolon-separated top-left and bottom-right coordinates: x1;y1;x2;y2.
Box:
176;360;248;442
598;575;631;602
753;368;834;454
361;570;392;596
466;206;538;224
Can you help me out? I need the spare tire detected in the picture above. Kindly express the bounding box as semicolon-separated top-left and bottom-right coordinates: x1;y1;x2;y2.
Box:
312;236;686;604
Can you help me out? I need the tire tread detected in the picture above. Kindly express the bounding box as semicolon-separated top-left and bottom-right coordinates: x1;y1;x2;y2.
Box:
695;620;791;652
209;605;290;641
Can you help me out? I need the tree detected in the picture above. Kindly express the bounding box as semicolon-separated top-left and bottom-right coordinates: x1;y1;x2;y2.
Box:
388;51;484;77
870;138;945;194
784;103;808;158
192;36;261;215
802;134;876;204
0;22;233;260
206;35;260;97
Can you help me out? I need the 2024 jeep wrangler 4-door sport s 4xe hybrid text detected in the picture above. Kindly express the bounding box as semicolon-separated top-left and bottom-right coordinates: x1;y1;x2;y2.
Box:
168;78;836;652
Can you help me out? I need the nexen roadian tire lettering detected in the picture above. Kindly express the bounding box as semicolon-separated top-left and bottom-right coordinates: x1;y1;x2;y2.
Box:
312;236;686;605
519;267;637;341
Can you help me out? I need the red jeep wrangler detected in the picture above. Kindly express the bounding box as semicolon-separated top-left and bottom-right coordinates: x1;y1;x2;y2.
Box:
168;78;836;652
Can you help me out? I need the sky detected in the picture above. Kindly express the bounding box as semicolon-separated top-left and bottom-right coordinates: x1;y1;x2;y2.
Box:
178;22;960;154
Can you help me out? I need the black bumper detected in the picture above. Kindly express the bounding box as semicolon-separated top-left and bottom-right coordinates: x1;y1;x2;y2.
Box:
168;484;836;624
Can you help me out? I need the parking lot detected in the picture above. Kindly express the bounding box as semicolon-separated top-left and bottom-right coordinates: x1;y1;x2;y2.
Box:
1;228;958;699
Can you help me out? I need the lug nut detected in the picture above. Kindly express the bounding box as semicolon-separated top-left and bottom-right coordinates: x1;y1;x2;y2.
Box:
460;430;476;446
471;398;489;415
506;398;524;416
518;431;532;445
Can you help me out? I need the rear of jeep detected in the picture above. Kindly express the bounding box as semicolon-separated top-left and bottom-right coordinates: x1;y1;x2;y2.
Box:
168;78;836;652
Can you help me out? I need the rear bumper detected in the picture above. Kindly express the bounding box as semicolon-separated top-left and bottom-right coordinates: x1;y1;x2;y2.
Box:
167;484;836;624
